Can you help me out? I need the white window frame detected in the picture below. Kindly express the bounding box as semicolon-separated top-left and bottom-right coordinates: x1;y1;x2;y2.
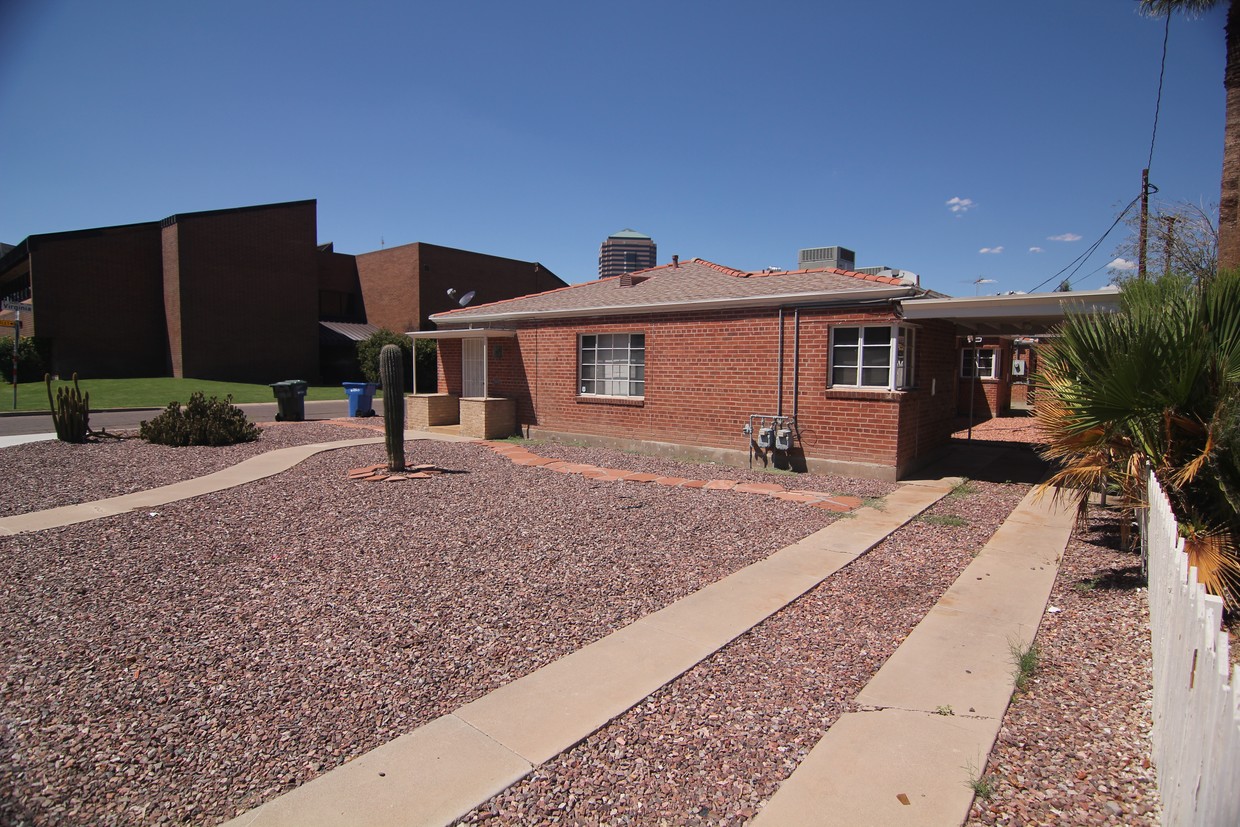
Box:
829;324;916;391
960;347;998;380
579;332;645;398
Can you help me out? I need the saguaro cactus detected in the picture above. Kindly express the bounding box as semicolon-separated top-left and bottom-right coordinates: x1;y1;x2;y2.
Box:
380;344;406;471
45;372;90;443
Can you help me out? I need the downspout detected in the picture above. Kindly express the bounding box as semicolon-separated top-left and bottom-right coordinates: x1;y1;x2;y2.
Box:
777;307;784;416
792;308;801;422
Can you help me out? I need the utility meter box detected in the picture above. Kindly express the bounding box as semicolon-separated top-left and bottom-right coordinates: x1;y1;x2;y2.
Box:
1012;359;1027;377
757;427;773;449
775;429;792;451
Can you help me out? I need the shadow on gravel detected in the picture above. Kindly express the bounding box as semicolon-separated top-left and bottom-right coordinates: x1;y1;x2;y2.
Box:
914;442;1049;485
1074;564;1147;593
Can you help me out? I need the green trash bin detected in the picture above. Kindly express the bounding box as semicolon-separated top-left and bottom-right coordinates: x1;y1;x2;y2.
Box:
270;380;308;421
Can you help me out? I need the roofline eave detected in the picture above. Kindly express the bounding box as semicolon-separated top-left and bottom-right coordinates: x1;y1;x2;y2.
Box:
430;285;918;324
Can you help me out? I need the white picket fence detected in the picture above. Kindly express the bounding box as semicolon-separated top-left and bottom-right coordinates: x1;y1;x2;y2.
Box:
1144;472;1240;826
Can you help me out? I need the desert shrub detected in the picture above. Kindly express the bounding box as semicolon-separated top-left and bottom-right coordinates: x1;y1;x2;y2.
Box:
356;329;437;392
139;393;261;446
0;335;49;383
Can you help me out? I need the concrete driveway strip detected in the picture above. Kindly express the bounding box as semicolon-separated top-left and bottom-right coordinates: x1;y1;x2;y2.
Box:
222;479;957;827
0;437;385;535
751;486;1076;827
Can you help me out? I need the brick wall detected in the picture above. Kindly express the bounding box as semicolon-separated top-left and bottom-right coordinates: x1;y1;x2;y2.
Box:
955;339;1012;418
437;306;959;475
30;223;168;378
163;201;319;382
357;243;564;335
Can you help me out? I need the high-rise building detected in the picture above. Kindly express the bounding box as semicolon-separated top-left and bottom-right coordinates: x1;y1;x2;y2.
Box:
599;229;656;278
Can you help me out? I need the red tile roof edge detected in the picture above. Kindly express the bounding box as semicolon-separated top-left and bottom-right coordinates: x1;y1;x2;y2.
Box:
430;258;907;320
741;266;906;286
435;276;622;318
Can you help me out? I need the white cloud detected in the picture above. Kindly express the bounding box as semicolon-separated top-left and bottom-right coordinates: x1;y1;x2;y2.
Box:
946;197;975;215
1107;257;1137;271
1029;246;1044;254
979;246;1004;254
1048;233;1083;242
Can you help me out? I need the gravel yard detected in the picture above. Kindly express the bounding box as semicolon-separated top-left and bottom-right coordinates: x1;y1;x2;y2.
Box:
966;507;1160;826
460;479;1032;825
0;422;369;518
1;437;849;826
0;425;1162;826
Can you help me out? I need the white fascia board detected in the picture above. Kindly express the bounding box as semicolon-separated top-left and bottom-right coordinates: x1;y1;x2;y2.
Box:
900;289;1121;320
404;328;518;339
430;285;917;324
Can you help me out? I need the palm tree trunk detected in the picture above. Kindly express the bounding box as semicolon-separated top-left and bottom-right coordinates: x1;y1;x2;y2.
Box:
1219;0;1240;270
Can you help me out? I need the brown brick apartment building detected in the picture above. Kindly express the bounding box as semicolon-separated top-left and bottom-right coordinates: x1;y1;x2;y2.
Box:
0;200;564;382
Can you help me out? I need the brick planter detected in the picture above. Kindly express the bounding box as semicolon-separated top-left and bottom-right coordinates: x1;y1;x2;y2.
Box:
407;393;460;429
460;397;516;439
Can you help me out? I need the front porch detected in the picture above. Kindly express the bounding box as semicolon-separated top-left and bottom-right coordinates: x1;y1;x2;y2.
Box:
406;327;519;440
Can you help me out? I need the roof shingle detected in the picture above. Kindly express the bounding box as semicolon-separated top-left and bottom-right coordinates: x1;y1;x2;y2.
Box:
431;259;915;324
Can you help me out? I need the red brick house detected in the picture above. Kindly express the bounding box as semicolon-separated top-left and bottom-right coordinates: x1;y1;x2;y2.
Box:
414;258;961;480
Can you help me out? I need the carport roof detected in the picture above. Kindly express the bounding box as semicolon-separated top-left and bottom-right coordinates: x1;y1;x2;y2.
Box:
900;287;1121;335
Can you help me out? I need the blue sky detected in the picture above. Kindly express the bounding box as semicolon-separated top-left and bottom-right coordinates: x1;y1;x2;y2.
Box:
0;1;1227;295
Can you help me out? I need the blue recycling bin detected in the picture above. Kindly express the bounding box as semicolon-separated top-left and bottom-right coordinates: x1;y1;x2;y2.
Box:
342;382;377;417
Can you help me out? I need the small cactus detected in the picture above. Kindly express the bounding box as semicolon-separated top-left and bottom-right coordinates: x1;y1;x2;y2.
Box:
46;373;90;443
380;344;406;471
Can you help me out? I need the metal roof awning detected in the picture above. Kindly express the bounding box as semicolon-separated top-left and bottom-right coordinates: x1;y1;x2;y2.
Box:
320;321;381;341
406;328;517;340
900;288;1121;335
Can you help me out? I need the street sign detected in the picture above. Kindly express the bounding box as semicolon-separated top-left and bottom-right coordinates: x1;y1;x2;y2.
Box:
0;319;20;329
2;301;31;313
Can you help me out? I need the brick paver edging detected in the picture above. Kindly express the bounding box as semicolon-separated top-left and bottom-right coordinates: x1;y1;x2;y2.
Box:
482;441;864;513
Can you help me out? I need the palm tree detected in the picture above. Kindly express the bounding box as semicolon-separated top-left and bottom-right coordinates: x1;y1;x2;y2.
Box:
1035;270;1240;603
1140;0;1240;269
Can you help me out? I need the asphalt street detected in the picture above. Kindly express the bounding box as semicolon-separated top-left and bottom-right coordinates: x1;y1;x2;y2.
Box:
0;399;354;438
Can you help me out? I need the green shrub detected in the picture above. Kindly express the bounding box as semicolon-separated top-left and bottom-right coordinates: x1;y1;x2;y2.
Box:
139;393;261;446
356;329;437;392
0;335;49;383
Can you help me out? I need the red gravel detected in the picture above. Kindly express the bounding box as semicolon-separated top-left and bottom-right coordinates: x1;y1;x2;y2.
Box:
952;415;1045;445
0;438;841;826
966;508;1160;826
459;480;1032;825
0;422;369;517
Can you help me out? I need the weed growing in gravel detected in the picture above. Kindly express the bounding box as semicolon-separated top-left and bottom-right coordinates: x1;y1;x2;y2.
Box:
949;478;977;499
861;496;886;510
1073;575;1102;593
935;704;954;716
965;760;998;802
1010;639;1041;693
920;514;968;528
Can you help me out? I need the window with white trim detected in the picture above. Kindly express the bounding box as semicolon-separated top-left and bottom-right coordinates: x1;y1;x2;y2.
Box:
829;324;916;390
960;347;997;379
579;333;645;397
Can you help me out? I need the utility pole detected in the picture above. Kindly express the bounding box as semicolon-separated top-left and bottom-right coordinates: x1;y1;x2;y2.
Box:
1163;214;1176;277
1138;168;1150;279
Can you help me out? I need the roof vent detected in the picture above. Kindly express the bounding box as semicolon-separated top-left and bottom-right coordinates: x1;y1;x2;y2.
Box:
618;272;651;288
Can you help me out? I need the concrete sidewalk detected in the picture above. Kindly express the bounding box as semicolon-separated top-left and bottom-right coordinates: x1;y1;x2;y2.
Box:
751;486;1074;827
0;429;473;536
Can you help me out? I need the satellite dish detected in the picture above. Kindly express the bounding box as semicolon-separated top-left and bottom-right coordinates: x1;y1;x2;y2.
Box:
458;290;476;307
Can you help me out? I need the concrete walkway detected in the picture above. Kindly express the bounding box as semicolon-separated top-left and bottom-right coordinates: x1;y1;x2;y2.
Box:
750;486;1074;827
0;428;477;536
220;475;963;827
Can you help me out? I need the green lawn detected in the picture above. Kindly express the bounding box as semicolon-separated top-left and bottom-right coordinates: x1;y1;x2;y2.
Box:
3;377;380;412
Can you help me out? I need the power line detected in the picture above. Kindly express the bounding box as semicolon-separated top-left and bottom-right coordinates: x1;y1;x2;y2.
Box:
1148;11;1172;173
1026;195;1141;293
